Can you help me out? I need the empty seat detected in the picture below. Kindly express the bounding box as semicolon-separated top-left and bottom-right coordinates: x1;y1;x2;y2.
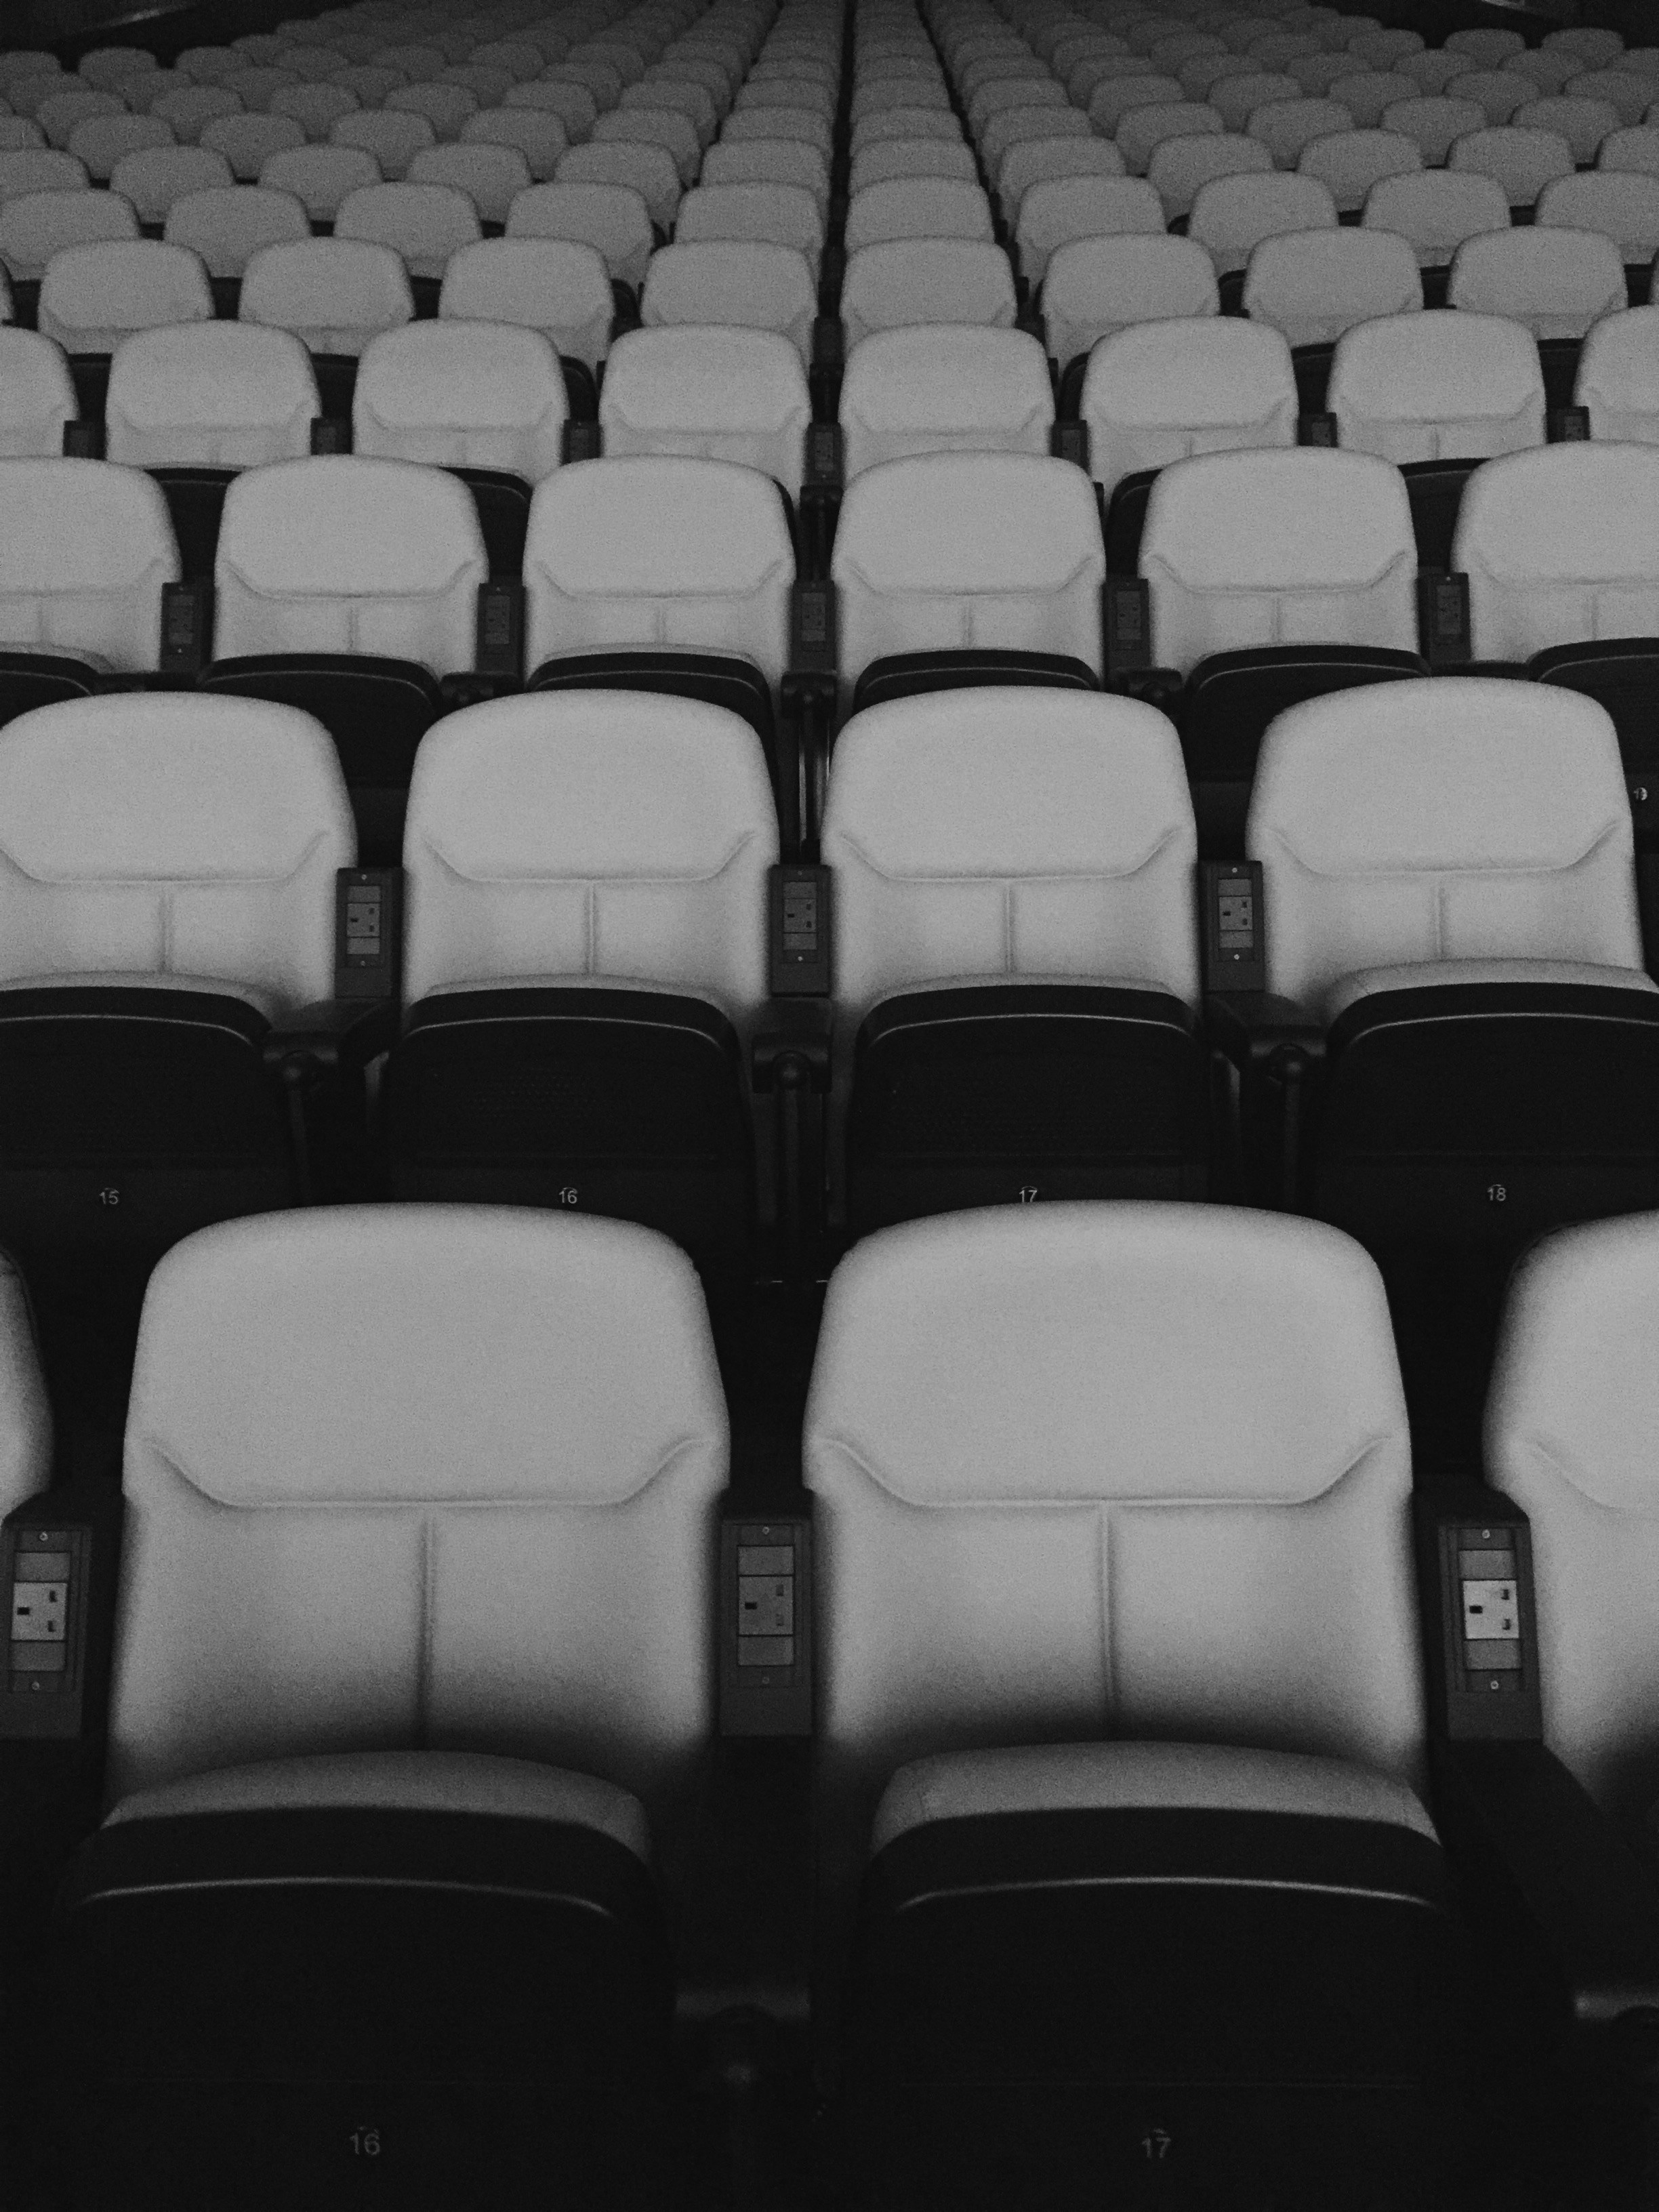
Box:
329;106;436;180
839;326;1053;478
460;106;567;184
1015;174;1162;285
259;145;381;226
440;237;613;382
202;455;488;857
65;113;173;186
1544;27;1628;70
384;80;480;142
353;316;565;573
37;240;213;387
407;142;533;228
384;693;775;1270
335;178;480;300
0;327;77;457
1575;306;1659;440
1249;94;1354;169
37;89;127;152
0;147;89;204
0;187;140;294
220;69;304;119
642;239;817;363
1044;234;1220;383
1082;316;1298;514
998;133;1126;215
1248;678;1659;1259
1565;70;1654;129
0;121;49;155
1298;125;1421;213
1206;67;1301;132
556;139;681;232
1443;69;1535;129
1364;168;1511;284
599;325;810;485
1188;170;1338;279
823;691;1211;1229
1376;95;1485;166
1449;226;1627;402
1507;47;1584;99
164;185;310;289
1537;171;1659;276
508;180;653;293
1115;101;1225;177
831;451;1105;712
1243;223;1420;365
706;134;835;203
591;108;701;188
108;144;234;228
52;1201;722;2209
1137;447;1424;842
1454;443;1659;806
200;112;307;182
148;85;243;146
841;239;1018;351
811;1201;1459;2212
1330;310;1546;463
1486;1212;1659;1835
239;237;413;415
1600;125;1659;181
268;82;361;144
1513;96;1620;167
1448;125;1576;213
844;178;994;251
676;180;824;261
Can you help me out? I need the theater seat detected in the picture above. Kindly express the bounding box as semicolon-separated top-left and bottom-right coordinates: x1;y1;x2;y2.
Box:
0;690;352;1313
831;451;1105;713
1132;446;1425;848
384;691;776;1284
49;1202;725;2210
823;689;1213;1235
810;1201;1466;2211
0;457;180;724
0;327;77;458
598;325;811;488
839;325;1053;477
201;455;489;860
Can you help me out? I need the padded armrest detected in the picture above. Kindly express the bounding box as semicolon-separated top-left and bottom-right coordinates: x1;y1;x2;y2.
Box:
262;996;398;1078
1430;1736;1659;2068
1205;989;1325;1077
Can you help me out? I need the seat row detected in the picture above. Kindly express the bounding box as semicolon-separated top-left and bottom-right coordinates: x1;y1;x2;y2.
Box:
7;1181;1659;2203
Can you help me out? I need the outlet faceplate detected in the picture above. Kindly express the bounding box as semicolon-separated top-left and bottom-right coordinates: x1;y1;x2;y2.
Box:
10;1578;67;1642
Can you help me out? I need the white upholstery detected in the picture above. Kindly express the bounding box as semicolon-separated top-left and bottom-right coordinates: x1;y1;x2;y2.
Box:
0;327;76;458
590;106;702;188
676;180;823;262
806;1202;1424;1815
1378;94;1486;164
1081;317;1297;497
1117;101;1225;178
0;148;89;205
439;237;613;370
1329;311;1544;464
706;136;834;205
556;140;680;232
1505;49;1583;98
401;690;775;1015
1486;1212;1659;1828
1243;224;1420;347
1363;168;1509;265
1141;448;1416;677
1448;126;1576;211
104;1748;653;1861
164;184;310;279
213;455;486;672
1145;129;1271;220
1249;95;1353;170
0;457;177;670
1513;96;1620;167
1446;28;1527;68
239;237;413;355
1043;234;1218;365
845;177;994;251
1297;125;1420;215
384;81;481;144
642;239;817;365
1600;126;1659;182
37;239;213;355
200;114;308;184
1443;69;1535;128
1544;28;1628;70
335;179;480;279
998;134;1126;216
508;180;652;291
832;453;1105;693
1248;679;1645;1015
1188;169;1337;276
839;325;1052;478
598;325;808;483
1454;444;1659;659
107;144;234;225
461;108;567;186
523;455;794;685
1576;306;1659;441
329;108;436;182
1536;171;1659;262
1205;68;1301;132
841;239;1017;350
102;1204;726;1824
66;112;173;186
269;83;362;144
823;688;1199;1026
353;319;567;483
0;1242;51;1520
1319;956;1659;1025
1015;175;1163;286
0;119;50;153
403;142;532;227
260;146;382;224
106;323;319;468
873;1741;1438;1855
0;690;351;1006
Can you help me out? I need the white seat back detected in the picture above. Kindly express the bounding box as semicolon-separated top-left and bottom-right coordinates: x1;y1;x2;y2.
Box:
1454;445;1659;658
1329;310;1544;463
0;327;76;457
1363;168;1509;265
239;237;414;354
104;1205;726;1826
37;239;213;354
840;325;1053;478
823;689;1199;1025
353;319;567;482
1043;233;1219;365
841;237;1017;350
1082;316;1298;497
1188;168;1337;275
0;457;177;669
213;455;486;670
1575;306;1659;441
438;237;613;370
598;325;810;484
106;322;319;468
642;239;818;363
1242;224;1421;348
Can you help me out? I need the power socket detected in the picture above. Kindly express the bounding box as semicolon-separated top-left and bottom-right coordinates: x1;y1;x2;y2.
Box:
10;1576;66;1643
